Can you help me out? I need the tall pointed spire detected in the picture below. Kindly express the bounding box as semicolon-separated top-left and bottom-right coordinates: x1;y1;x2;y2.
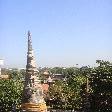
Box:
26;30;37;73
21;31;47;112
28;31;32;51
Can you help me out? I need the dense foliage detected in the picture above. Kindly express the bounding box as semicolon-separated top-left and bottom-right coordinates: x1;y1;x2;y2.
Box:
48;67;86;110
48;60;112;111
0;71;23;112
90;60;112;111
0;60;112;111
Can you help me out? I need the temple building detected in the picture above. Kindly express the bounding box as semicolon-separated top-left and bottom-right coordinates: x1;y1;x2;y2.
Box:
21;31;47;112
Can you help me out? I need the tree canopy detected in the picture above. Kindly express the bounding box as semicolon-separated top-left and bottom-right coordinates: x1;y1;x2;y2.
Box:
0;60;112;111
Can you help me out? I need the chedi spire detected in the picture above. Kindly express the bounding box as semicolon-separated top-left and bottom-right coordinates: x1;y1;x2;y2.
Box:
26;31;38;73
21;31;47;112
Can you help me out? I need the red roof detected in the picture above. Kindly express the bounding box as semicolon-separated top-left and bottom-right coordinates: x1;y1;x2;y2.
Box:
41;84;49;91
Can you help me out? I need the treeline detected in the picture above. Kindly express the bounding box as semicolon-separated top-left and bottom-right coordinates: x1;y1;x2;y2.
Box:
0;60;112;111
47;60;112;111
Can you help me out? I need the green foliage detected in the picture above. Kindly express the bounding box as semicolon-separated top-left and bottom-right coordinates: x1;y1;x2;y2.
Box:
0;60;112;111
49;80;76;109
0;79;23;112
48;69;86;110
48;61;112;111
9;70;25;80
50;67;64;74
90;60;112;111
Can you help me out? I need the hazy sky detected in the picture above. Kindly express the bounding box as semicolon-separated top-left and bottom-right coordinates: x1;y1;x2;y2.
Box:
0;0;112;68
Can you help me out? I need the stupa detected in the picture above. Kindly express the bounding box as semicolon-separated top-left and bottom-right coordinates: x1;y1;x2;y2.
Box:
21;31;47;112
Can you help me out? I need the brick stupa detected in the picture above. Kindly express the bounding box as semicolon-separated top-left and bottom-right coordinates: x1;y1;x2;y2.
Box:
21;31;47;112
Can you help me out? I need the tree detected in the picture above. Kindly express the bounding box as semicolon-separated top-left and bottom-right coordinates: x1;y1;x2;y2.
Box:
48;68;86;111
90;60;112;111
9;70;25;80
50;67;63;74
0;79;23;112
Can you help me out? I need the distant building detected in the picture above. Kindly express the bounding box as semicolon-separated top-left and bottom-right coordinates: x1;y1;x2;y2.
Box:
43;70;50;78
0;59;9;80
41;70;52;83
52;73;64;81
0;59;4;76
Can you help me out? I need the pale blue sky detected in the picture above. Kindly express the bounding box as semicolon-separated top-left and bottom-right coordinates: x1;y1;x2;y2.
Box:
0;0;112;68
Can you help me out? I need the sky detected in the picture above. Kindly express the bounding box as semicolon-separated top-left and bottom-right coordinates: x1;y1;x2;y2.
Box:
0;0;112;68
